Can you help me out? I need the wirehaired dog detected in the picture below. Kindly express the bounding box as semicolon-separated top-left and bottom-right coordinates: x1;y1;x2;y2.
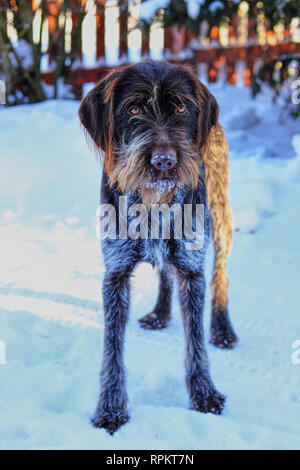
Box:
79;60;238;434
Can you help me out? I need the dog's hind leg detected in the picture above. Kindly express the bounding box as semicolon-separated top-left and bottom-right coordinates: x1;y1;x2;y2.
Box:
139;266;173;330
203;123;238;349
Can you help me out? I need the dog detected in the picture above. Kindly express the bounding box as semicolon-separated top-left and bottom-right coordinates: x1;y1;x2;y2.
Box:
79;60;238;434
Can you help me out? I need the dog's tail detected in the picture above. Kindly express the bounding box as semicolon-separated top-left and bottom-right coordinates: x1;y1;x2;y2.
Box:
203;123;233;313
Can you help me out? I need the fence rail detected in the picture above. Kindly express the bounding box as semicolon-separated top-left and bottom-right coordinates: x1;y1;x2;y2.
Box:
42;42;300;90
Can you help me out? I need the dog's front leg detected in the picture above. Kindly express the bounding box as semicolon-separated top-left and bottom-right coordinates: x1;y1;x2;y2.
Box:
92;270;131;434
176;267;226;415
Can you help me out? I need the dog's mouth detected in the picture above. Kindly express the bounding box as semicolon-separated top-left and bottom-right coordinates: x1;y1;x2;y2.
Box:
155;169;175;179
136;165;181;206
142;167;180;191
142;179;179;191
146;165;179;184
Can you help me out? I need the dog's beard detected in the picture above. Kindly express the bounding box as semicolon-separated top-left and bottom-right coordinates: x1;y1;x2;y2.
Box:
109;132;200;207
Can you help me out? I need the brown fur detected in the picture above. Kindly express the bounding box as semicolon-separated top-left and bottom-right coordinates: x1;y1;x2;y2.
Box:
104;73;119;177
203;123;232;312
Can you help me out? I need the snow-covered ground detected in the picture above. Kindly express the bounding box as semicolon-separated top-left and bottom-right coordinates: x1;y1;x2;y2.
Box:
0;85;300;450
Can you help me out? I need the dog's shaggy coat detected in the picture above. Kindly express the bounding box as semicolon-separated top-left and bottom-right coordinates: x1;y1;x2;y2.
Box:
79;60;237;434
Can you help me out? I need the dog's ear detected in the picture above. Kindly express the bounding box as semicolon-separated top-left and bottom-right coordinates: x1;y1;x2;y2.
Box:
78;70;120;174
196;81;219;150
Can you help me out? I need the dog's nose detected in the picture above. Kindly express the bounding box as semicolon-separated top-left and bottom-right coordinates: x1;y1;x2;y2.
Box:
151;152;177;171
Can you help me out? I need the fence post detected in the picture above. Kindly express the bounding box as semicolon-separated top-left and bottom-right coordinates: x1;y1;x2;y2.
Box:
142;24;150;58
47;0;59;66
208;65;217;82
229;16;238;45
225;49;237;85
164;27;173;57
245;46;256;85
248;17;257;44
227;62;237;85
96;0;105;62
71;0;83;62
119;0;128;61
164;25;191;59
170;25;189;58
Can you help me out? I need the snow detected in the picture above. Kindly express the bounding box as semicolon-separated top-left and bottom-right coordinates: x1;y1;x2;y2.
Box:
187;0;205;20
223;104;261;130
0;85;300;450
140;0;205;22
209;1;224;13
9;40;34;70
139;0;169;22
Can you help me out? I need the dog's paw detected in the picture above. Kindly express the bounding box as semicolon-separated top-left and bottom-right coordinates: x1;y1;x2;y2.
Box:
210;310;238;349
191;388;226;415
139;311;170;330
91;410;129;435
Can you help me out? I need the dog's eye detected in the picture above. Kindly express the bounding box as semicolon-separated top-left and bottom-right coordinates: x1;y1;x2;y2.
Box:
176;104;186;114
129;106;141;115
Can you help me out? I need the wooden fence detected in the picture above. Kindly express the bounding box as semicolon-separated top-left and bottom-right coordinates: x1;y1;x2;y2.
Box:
26;1;300;94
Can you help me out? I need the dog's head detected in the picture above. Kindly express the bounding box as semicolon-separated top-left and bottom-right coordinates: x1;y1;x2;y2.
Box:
79;60;218;206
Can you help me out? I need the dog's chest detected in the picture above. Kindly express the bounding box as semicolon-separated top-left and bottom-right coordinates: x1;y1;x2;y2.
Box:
141;239;169;270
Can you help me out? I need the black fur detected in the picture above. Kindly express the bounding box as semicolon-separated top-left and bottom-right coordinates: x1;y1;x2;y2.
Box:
139;267;173;330
210;304;238;349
